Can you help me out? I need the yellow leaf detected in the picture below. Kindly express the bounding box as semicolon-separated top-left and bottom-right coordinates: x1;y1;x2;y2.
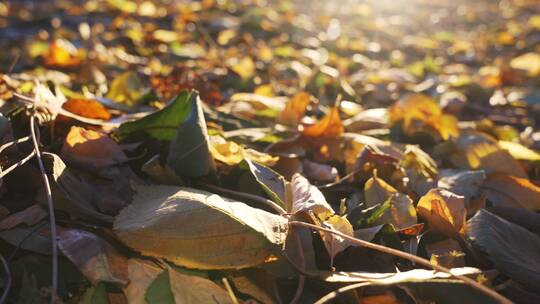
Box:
43;39;81;68
277;92;310;127
510;52;540;76
231;57;255;79
106;71;145;106
254;84;274;97
302;106;344;137
481;173;540;211
417;189;467;238
452;132;527;178
389;94;459;140
498;140;540;162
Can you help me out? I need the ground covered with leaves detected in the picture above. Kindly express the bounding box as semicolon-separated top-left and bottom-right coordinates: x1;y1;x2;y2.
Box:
0;0;539;303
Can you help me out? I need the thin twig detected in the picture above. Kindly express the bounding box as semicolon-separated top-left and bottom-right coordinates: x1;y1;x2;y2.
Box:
222;278;239;304
0;150;36;179
314;282;371;304
196;182;287;215
30;116;58;304
289;221;512;304
0;254;11;304
0;136;30;154
289;228;306;304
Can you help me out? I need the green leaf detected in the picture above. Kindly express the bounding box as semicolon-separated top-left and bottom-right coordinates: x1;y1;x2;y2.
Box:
349;196;392;229
166;91;215;178
114;185;288;269
467;209;540;291
145;270;175;304
116;90;195;143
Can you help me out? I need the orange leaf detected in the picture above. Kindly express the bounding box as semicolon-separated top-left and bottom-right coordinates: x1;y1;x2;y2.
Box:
62;99;111;121
417;188;467;238
61;126;127;169
302;106;344;137
277;92;310;127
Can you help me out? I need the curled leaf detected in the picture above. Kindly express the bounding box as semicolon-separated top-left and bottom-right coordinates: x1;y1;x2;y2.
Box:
417;188;467;238
302;106;344;137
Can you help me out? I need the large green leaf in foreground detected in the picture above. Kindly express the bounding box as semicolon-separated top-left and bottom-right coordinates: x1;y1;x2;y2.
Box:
114;185;288;269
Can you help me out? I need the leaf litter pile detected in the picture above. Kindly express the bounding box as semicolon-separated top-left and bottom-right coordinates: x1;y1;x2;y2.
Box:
0;0;540;303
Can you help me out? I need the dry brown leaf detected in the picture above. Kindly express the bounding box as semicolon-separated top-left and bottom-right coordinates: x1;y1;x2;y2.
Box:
61;126;127;169
277;92;310;127
57;228;128;285
481;173;540;211
124;259;164;304
168;266;233;304
302;106;344;137
417;188;467;238
114;185;288;269
0;205;47;230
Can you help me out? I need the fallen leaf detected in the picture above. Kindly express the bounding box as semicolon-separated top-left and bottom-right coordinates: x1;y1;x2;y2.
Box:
42;153;114;225
168;266;233;303
277;92;310;127
227;268;280;304
231;56;255;79
124;259;164;304
302;159;338;182
417;188;467;238
437;170;486;202
389;94;459;140
498;140;540;162
166;90;215;178
244;155;287;208
290;173;333;215
481;173;540;211
114;185;288;269
467;209;540;291
364;172;417;230
302;106;344;137
0;204;47;230
61;126;127;169
61;98;111;121
57;228;128;285
116;90;194;141
510;52;540;76
106;71;146;106
43;39;82;68
451;132;527;178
